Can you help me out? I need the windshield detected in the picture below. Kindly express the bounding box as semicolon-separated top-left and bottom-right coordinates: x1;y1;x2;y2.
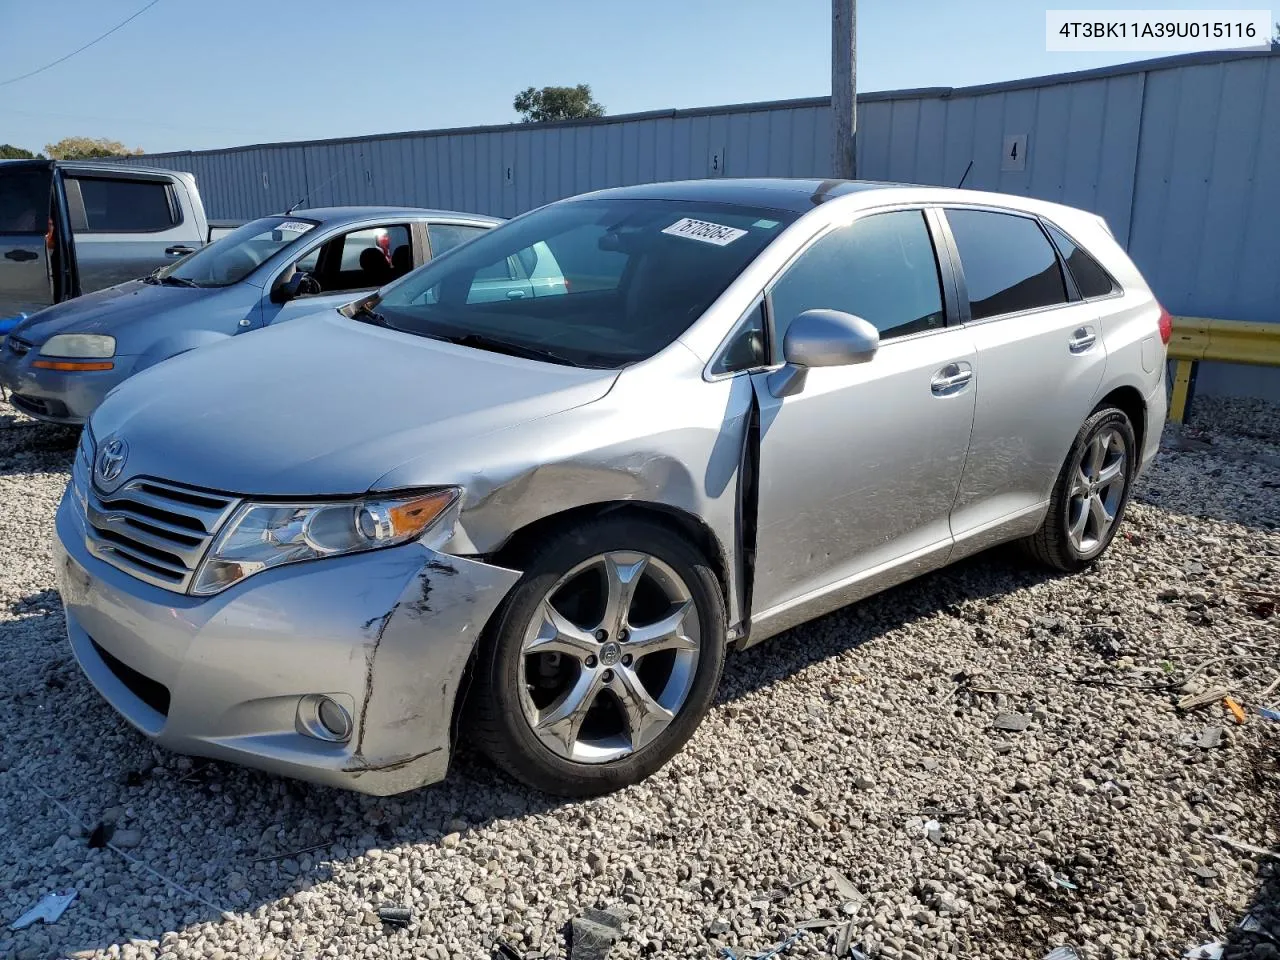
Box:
373;199;794;367
157;216;319;287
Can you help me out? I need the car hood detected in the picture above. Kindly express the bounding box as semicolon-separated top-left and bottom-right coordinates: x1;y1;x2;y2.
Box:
13;281;227;344
89;311;619;496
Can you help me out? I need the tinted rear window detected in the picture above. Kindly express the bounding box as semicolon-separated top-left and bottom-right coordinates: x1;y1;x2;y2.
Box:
74;177;177;233
946;209;1067;320
1045;223;1117;299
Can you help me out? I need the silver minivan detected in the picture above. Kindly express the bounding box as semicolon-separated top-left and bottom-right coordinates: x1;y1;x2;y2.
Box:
56;179;1168;797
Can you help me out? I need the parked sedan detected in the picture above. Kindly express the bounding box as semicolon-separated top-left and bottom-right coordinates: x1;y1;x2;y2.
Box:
0;207;500;423
56;178;1168;797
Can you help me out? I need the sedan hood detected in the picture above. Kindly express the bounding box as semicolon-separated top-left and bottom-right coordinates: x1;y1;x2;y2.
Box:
90;311;619;495
13;281;227;344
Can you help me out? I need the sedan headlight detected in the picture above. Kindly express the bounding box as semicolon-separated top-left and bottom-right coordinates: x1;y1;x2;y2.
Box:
192;489;458;596
40;334;116;358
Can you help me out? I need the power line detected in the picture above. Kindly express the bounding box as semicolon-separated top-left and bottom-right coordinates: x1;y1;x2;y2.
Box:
0;0;163;88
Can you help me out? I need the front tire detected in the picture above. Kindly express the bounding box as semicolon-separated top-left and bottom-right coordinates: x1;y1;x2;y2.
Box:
1023;405;1137;572
468;516;726;796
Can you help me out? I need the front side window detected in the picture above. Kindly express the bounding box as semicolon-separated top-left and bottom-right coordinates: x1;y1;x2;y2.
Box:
769;210;945;349
157;216;318;287
374;199;794;368
1044;223;1117;299
946;209;1067;320
73;177;176;233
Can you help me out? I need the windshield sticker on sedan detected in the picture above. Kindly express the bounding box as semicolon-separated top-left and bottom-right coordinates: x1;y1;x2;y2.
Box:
752;218;780;229
276;221;315;234
662;217;748;246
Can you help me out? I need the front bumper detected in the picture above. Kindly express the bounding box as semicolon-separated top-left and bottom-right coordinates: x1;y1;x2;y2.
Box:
0;349;132;424
54;485;520;795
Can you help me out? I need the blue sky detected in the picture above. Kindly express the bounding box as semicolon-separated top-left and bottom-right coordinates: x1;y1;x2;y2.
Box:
0;0;1265;154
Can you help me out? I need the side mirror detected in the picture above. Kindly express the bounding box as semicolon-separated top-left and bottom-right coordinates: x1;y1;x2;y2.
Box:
271;270;319;304
767;309;879;398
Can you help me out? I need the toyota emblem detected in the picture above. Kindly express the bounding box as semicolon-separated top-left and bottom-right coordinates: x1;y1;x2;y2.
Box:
96;437;129;485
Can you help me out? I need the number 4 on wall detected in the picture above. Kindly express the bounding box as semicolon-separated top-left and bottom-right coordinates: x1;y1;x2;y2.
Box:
1001;134;1027;172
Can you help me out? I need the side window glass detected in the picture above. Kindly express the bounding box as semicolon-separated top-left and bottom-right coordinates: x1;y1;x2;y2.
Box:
712;302;767;374
474;257;514;282
294;247;320;274
945;210;1068;320
1045;223;1117;299
0;166;49;232
428;223;488;258
71;177;176;233
768;210;945;349
317;224;411;292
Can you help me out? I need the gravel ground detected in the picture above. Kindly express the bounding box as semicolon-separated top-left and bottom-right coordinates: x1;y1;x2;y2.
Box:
0;395;1276;960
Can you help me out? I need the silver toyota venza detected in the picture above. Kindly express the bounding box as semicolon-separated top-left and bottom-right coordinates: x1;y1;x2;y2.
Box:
56;179;1169;796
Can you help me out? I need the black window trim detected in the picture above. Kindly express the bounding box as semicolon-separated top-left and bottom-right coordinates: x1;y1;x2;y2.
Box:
65;172;184;235
1038;216;1125;304
936;203;1081;326
704;296;771;381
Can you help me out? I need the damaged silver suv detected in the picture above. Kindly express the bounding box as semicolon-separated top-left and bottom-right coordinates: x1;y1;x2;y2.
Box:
55;179;1168;796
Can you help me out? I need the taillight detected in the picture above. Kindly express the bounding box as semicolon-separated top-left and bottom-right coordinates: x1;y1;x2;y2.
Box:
1157;305;1172;345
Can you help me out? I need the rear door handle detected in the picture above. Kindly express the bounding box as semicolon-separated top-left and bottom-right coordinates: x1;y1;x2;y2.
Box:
4;249;38;262
165;245;195;257
931;362;973;396
1069;326;1098;353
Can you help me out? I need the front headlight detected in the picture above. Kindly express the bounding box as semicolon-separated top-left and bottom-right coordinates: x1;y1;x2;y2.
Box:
192;488;458;596
40;334;116;358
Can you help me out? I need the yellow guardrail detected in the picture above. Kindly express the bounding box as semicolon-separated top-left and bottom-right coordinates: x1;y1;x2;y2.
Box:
1167;316;1280;424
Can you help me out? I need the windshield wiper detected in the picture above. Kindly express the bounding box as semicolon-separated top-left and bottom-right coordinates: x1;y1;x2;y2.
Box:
439;332;578;366
158;276;200;288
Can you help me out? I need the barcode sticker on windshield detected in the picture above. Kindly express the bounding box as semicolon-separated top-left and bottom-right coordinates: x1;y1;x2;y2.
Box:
277;221;315;233
662;217;748;246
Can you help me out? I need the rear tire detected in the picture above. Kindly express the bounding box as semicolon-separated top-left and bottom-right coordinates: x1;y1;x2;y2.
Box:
1022;405;1136;572
468;516;726;796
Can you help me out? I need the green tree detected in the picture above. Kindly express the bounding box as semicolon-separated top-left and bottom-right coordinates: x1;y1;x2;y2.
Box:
43;136;142;160
0;143;43;159
513;84;605;123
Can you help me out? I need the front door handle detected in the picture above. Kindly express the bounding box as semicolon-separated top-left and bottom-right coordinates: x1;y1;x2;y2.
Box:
931;363;973;396
1069;326;1098;353
505;289;527;299
4;249;38;262
165;245;195;257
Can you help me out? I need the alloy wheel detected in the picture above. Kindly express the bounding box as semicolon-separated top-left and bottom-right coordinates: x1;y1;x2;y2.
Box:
517;551;701;764
1066;426;1128;554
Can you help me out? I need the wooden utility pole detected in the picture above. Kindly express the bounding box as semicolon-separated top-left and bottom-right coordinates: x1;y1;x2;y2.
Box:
832;0;856;179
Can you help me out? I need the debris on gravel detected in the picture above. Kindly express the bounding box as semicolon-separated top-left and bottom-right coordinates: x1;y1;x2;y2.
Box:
0;396;1277;960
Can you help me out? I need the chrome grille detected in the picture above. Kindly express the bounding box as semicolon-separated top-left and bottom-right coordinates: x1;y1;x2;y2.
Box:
6;336;32;357
72;437;240;593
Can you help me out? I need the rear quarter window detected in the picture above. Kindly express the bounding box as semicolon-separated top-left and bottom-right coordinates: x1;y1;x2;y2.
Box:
1044;223;1118;299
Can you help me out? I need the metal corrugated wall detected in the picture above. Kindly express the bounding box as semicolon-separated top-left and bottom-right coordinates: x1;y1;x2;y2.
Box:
123;101;832;220
123;50;1280;398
